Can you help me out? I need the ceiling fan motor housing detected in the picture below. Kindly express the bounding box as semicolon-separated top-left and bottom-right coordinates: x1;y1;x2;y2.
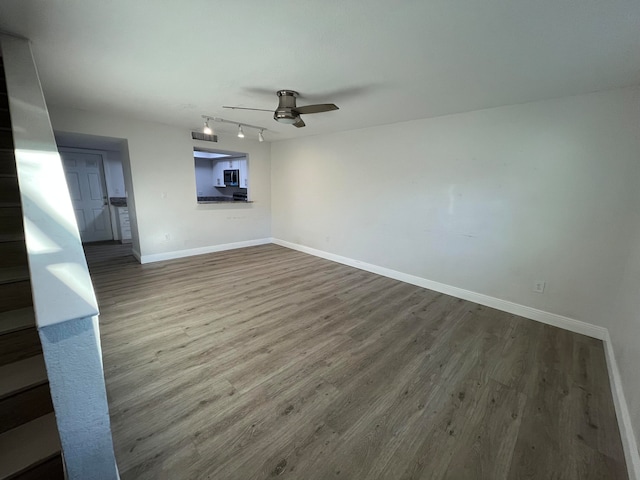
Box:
274;90;300;124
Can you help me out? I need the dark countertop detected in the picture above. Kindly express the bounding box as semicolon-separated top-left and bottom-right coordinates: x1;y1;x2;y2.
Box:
109;197;127;207
197;200;253;204
197;195;250;204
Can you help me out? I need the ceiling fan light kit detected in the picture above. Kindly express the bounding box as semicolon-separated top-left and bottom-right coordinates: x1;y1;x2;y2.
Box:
199;89;337;141
223;89;339;128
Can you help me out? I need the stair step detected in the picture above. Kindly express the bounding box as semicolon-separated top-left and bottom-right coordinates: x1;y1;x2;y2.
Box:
6;452;63;480
0;320;40;367
0;153;14;177
0;382;54;437
0;413;62;480
0;307;34;335
0;231;24;243
0;206;24;243
0;130;12;150
0;265;29;284
0;355;47;401
0;240;27;267
0;176;19;204
0;355;52;436
0;280;33;314
0;149;14;164
0;204;21;214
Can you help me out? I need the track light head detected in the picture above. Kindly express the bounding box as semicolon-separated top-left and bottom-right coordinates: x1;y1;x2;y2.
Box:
237;125;245;138
203;118;212;135
258;130;264;142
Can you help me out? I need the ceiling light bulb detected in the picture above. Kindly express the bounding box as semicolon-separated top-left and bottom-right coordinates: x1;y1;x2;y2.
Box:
258;130;264;142
237;125;244;138
203;120;212;135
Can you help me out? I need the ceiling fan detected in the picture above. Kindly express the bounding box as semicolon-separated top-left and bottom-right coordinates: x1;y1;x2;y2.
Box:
223;90;338;128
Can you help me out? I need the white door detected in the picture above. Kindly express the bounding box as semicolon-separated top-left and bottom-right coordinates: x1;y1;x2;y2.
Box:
61;151;113;243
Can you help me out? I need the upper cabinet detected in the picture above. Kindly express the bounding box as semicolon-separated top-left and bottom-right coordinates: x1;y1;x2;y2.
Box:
213;161;225;187
239;160;248;188
213;157;248;188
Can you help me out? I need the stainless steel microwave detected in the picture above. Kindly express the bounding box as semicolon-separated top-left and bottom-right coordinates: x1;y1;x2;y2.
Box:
223;169;239;186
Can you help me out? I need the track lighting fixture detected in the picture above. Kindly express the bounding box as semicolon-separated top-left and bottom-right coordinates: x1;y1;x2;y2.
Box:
203;118;212;135
200;115;266;141
201;115;214;135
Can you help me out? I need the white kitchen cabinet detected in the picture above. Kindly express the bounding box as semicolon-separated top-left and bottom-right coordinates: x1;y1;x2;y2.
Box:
238;159;248;187
212;161;225;187
212;158;248;188
116;207;132;243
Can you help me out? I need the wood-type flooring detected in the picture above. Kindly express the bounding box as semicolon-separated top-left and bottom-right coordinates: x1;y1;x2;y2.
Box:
84;243;628;480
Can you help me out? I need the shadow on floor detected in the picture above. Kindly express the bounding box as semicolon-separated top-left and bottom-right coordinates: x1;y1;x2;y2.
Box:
82;241;135;268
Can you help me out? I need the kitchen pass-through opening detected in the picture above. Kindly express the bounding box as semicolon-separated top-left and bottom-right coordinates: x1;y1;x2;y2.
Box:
193;147;249;204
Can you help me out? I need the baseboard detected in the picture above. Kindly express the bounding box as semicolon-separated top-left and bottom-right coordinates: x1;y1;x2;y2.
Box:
603;332;640;480
139;238;271;264
131;248;142;263
272;237;638;477
272;238;607;340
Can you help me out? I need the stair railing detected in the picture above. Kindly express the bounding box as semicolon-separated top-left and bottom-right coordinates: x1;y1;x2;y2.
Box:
0;33;119;480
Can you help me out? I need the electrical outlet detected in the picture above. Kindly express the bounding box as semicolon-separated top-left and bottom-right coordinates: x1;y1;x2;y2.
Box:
534;281;546;293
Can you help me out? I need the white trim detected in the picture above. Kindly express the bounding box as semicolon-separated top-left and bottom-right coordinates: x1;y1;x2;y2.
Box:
272;238;607;339
131;248;142;263
603;332;640;480
139;238;271;264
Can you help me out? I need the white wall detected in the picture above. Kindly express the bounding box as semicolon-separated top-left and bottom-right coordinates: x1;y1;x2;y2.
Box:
271;87;640;448
610;207;640;452
48;107;272;259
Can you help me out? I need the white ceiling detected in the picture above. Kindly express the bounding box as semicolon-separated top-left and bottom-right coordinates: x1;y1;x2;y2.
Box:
1;1;639;141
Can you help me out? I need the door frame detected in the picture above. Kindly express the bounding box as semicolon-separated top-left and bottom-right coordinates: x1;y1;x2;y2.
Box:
58;147;117;242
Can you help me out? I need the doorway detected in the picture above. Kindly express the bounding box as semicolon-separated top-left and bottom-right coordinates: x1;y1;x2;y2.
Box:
60;149;113;243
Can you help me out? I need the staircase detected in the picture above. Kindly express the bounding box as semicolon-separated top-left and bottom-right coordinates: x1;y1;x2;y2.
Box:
0;58;65;479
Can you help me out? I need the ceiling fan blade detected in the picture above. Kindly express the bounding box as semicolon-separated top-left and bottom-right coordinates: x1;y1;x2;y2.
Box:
293;117;306;128
222;106;273;112
295;104;339;115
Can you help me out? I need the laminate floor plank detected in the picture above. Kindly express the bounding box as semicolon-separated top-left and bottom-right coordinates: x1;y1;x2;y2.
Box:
83;243;628;480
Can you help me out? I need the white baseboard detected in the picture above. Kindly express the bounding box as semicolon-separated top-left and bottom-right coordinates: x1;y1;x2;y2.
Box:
272;238;607;340
603;332;640;480
131;248;141;263
272;237;638;478
139;238;271;264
